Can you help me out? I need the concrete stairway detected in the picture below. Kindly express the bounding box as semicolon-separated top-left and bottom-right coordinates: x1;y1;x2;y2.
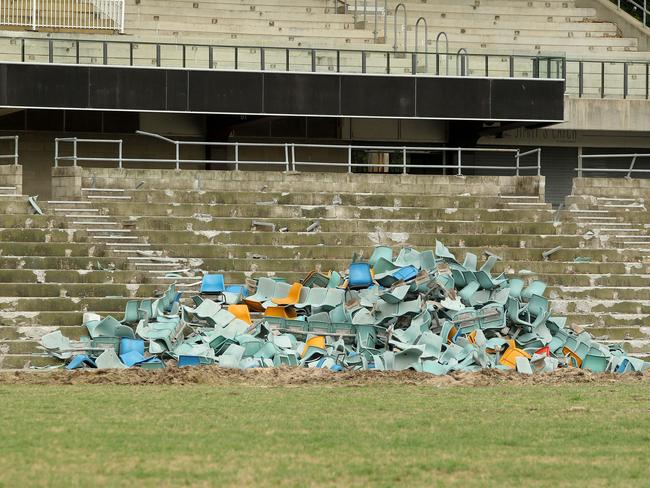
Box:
2;171;650;368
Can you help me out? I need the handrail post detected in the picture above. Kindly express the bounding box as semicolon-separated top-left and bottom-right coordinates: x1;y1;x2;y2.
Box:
348;145;352;173
235;142;239;171
627;155;638;179
291;143;296;171
32;0;37;30
537;148;541;177
73;138;78;167
175;142;180;170
515;150;520;176
402;147;407;174
54;139;59;168
118;140;123;169
577;146;583;178
435;32;449;75
13;136;18;166
457;148;462;176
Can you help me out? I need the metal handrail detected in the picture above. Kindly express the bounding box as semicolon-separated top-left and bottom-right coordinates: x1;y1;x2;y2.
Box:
435;32;449;75
373;0;387;42
53;132;542;176
414;17;428;72
393;3;407;52
0;136;19;165
456;48;469;76
611;0;650;27
578;152;650;178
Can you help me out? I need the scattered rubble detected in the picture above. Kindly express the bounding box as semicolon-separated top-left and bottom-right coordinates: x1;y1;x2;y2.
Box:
39;242;647;375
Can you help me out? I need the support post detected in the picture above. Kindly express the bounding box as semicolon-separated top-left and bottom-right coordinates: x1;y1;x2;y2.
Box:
457;148;462;176
118;140;123;169
402;147;407;174
577;146;583;178
175;143;180;170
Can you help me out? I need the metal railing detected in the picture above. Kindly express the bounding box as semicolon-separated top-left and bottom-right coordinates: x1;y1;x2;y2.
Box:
0;136;19;165
54;133;542;176
578;151;650;178
611;0;650;28
0;0;124;32
2;35;564;80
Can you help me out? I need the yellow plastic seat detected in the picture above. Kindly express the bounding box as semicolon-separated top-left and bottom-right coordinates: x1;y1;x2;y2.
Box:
265;306;297;319
301;336;326;358
228;304;252;325
272;283;303;306
499;340;531;369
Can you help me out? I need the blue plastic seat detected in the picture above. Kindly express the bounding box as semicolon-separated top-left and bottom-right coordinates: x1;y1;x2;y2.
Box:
200;274;226;295
348;262;373;289
392;265;418;282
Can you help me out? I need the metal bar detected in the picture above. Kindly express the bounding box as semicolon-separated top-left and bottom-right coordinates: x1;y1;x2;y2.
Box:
48;39;53;63
515;150;520;176
175;143;180;170
402;147;407;174
646;63;649;100
577;146;583;178
393;3;407;51
336;50;340;73
73;138;78;167
54;138;59;168
209;46;213;69
129;42;133;66
387;51;390;74
235;142;239;171
286;48;289;71
14;135;19;165
118;140;123;169
347;146;352;173
156;44;161;67
624;62;628;99
509;55;514;77
601;61;605;98
362;51;366;73
182;44;186;68
485;55;489;77
234;46;238;70
457;148;462;176
579;61;583;98
627;155;638;178
260;47;265;71
103;42;108;65
311;49;316;72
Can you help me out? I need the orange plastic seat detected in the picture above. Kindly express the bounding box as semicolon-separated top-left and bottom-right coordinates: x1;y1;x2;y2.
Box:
264;306;297;319
499;340;531;369
562;346;583;368
228;305;252;325
272;283;303;306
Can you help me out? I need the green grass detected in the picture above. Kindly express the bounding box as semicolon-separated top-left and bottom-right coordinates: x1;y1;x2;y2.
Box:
1;384;649;487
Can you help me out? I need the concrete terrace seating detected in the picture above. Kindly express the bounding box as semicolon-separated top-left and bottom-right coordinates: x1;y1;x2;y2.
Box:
2;169;650;368
120;0;637;55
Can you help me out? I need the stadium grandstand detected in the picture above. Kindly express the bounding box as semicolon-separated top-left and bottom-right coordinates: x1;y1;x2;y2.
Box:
1;0;650;369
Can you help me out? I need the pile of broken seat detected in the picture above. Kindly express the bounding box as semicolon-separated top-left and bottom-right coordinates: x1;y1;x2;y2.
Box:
40;241;647;375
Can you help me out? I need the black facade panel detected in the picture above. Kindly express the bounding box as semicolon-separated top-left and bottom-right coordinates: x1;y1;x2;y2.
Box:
416;78;491;119
341;76;415;117
188;71;262;113
0;63;565;123
6;64;89;107
89;67;166;110
263;73;339;115
490;79;564;121
166;70;188;111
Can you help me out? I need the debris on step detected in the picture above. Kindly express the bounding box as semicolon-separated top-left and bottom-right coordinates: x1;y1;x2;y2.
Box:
251;221;276;232
28;196;44;216
40;242;648;376
542;246;562;261
306;220;321;232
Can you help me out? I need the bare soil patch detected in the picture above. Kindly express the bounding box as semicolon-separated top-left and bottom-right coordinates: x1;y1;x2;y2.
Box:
0;366;649;387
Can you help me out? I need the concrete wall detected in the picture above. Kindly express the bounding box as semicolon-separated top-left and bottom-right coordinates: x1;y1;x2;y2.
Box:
52;167;546;198
559;96;650;132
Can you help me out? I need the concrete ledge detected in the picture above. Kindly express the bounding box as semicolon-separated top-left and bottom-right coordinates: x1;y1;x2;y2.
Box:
78;168;545;198
0;165;23;195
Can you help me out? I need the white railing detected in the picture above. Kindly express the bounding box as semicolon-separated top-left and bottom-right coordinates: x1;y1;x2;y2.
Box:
54;133;542;176
578;151;650;178
0;0;124;32
612;0;650;28
0;136;19;166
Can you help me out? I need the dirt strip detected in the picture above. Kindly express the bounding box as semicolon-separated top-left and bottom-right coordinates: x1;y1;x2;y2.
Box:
0;367;649;387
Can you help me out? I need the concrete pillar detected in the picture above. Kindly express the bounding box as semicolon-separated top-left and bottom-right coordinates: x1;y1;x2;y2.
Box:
51;166;83;200
0;164;23;195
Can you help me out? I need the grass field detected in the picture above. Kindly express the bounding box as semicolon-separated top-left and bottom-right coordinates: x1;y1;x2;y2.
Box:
1;375;649;487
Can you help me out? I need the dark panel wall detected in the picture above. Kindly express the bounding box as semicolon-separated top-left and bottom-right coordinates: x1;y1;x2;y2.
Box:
0;64;565;122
